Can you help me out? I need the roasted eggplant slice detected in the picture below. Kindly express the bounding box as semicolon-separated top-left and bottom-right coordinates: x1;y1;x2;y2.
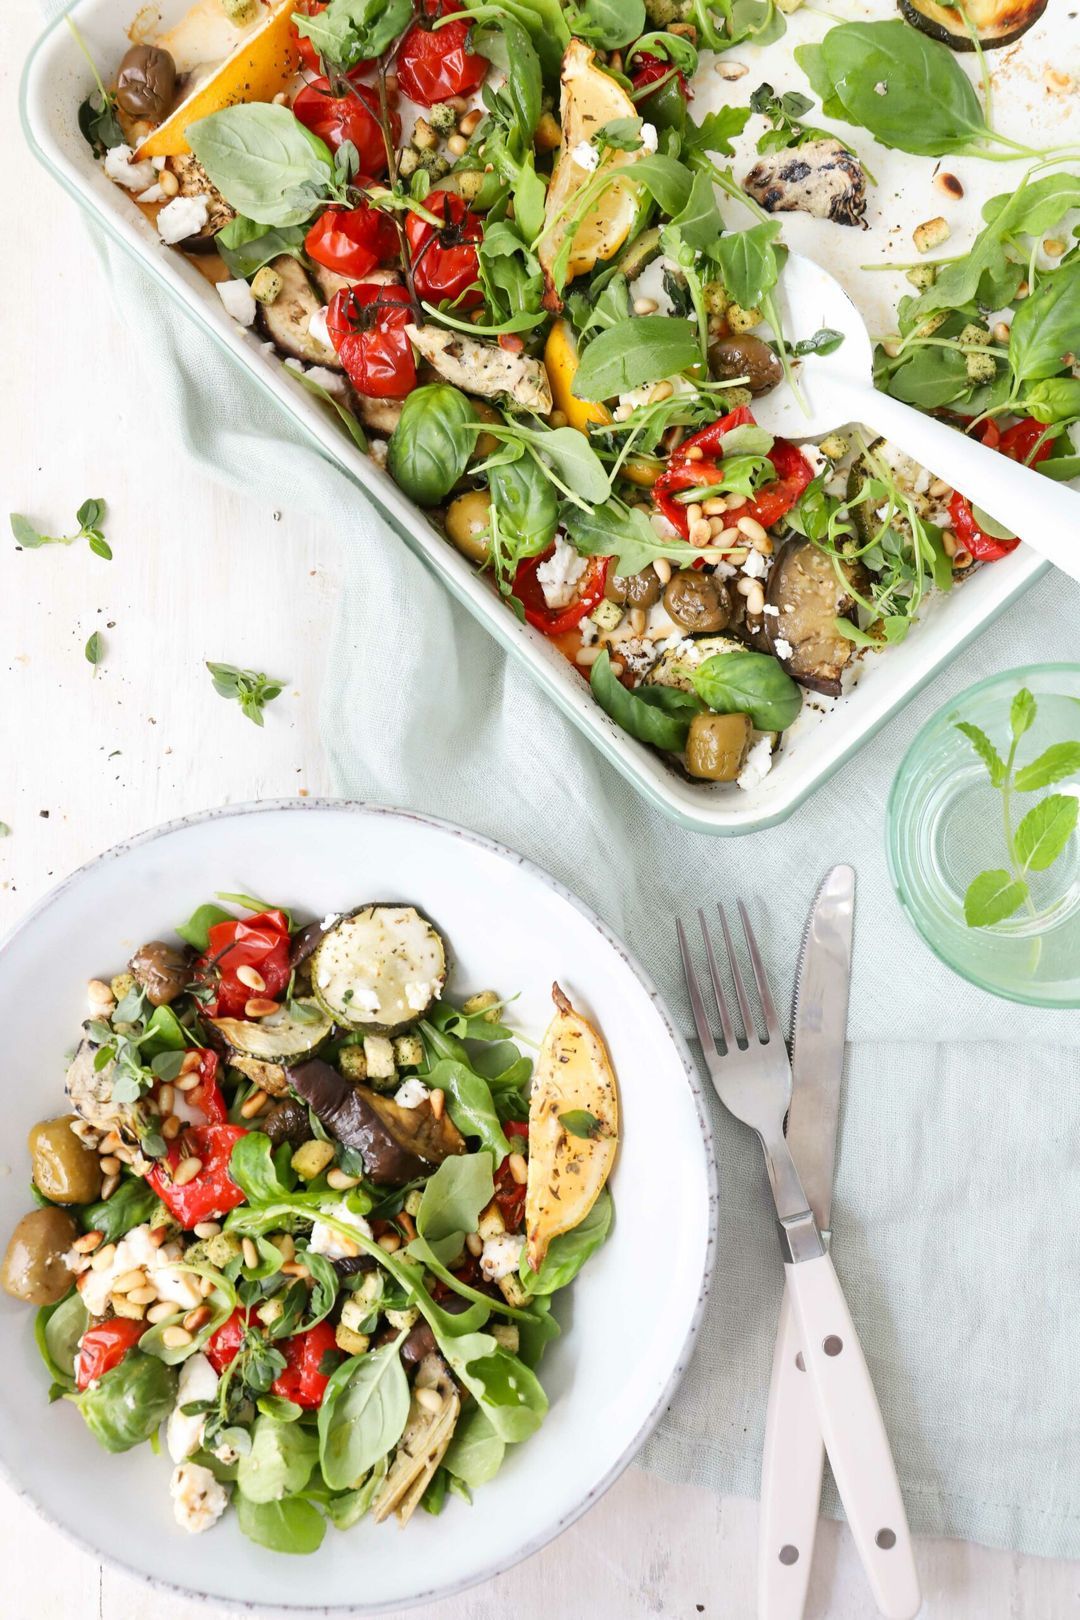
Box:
312;905;447;1033
289;1060;465;1184
899;0;1046;49
743;139;867;228
210;1000;332;1065
256;256;342;369
765;537;868;697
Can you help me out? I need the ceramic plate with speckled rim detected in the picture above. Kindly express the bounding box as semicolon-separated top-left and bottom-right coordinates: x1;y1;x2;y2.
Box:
0;801;716;1613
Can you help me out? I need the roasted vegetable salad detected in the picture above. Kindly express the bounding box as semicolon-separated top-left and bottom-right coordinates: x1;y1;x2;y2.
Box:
2;896;618;1548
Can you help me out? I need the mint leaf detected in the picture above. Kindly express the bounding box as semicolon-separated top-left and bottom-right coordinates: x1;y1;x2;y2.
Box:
954;721;1006;786
1015;793;1079;872
1010;687;1036;740
1014;742;1080;792
963;869;1029;928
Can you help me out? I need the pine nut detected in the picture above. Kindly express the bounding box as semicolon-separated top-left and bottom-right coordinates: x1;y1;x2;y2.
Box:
272;90;288;105
689;519;712;547
158;168;179;198
128;1285;159;1306
653;558;672;584
1044;238;1065;258
726;545;748;563
736;576;756;597
176;1074;201;1094
146;1301;175;1324
429;1088;446;1120
648;381;674;404
193;1221;221;1239
724;493;748;510
683;445;704;462
173;1156;203;1187
242;1238;259;1270
162;1325;193;1350
459;109;483;137
184;1305;212;1333
72;1230;104;1254
1015;281;1030;299
113;1269;148;1294
162;1113;183;1140
156;1083;175;1116
508;1151;528;1185
942;529;958;557
91;1243;118;1272
685;503;704;526
446;93;467;112
100;1130;122;1154
746;581;765;614
147;1225;169;1248
100;1173;120;1200
99;1155;121;1177
447;133;468;157
929;477;951;499
245;998;280;1018
608;660;625;677
240;1089;269;1119
465;1231;484;1256
377;1233;401;1253
397;1210;418;1242
180;1050;203;1075
629;607;646;635
199;1275;215;1297
270;1233;296;1262
737;515;769;545
416;1386;443;1414
575;645;604;666
236;964;266;992
709;516;728;539
282;1260;312;1277
991;322;1010;345
326;1168;361;1190
549;409;568;429
114;1144;135;1165
715;58;748;79
703;498;727;516
111;1296;145;1320
633;296;658;316
385;73;400;93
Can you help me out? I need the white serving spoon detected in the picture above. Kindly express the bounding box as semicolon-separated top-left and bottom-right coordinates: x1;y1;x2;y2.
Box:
751;252;1080;577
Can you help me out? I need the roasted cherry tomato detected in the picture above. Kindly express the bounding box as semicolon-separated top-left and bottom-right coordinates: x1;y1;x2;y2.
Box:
270;1320;339;1408
291;0;330;72
493;1119;528;1232
292;77;395;177
396;0;488;106
197;909;290;1019
75;1318;145;1391
305;202;399;282
947;416;1052;563
653;406;813;538
405;189;483;307
512;549;611;635
148;1124;248;1230
205;1307;251;1374
630;50;691;101
326;282;417;398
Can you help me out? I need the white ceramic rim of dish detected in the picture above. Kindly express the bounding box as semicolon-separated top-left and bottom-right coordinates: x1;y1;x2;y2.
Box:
0;797;719;1614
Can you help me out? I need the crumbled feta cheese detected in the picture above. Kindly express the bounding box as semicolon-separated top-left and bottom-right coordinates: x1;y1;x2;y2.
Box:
310;1202;372;1260
308;304;331;348
394;1077;431;1109
874;81;888;96
801;443;827;479
480;1232;525;1282
170;1462;229;1535
741;548;769;580
156;193;210;246
737;736;774;793
405;980;433;1010
640;122;658;153
167;1353;219;1464
136;183;166;204
579;616;599;646
571;140;600;172
321;913;340;931
773;637;794;660
370;438;389;467
104;143;158;192
536;536;588;609
216;278;257;327
763;603;780;617
76;1224;202;1319
614;637;659;680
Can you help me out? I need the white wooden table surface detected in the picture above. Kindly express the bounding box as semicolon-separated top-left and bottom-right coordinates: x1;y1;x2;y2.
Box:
2;7;1079;1617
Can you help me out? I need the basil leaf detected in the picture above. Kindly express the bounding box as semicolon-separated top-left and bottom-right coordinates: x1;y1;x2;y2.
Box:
565;0;645;49
187;104;334;228
176;901;234;951
36;1293;89;1391
1015;793;1079;872
590;650;699;751
1008;261;1080;386
713;221;783;312
572;316;700;400
237;1414;319;1504
689;649;802;731
74;1353;177;1453
79;1177;160;1243
443;1405;506;1488
963;869;1029;928
235;1491;327;1554
1014;742;1080;792
215;216;307;278
488;456;559;558
519;1187;612;1294
387;386;479;507
317;1335;410;1489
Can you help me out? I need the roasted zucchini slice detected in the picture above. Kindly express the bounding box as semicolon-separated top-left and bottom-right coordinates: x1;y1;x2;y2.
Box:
209;998;332;1064
312;906;448;1033
644;633;745;694
898;0;1046;49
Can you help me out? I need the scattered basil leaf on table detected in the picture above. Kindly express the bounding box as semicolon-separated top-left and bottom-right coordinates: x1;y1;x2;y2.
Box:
10;498;111;559
84;631;104;668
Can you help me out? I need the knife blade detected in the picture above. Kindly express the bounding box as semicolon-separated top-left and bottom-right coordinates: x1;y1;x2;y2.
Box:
787;863;855;1234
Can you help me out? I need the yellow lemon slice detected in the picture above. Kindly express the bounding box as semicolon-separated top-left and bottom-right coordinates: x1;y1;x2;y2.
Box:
135;0;300;160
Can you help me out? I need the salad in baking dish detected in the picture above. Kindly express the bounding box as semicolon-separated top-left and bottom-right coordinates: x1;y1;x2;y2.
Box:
75;0;1079;788
1;897;618;1550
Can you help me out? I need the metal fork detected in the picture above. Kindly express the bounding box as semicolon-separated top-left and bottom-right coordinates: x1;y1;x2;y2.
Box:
679;904;920;1620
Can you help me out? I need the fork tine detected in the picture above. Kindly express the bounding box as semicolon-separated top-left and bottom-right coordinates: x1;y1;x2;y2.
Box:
697;908;735;1051
737;900;782;1043
717;903;756;1043
677;916;716;1057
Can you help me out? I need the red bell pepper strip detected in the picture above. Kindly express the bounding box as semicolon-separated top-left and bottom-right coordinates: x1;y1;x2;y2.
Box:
396;0;488;107
205;1307;251;1375
187;1050;228;1125
653;406;814;538
630;50;691;101
270;1320;339;1409
75;1318;145;1390
947;416;1052;563
494;1118;528;1232
197;910;290;1019
512;550;611;635
148;1124;248;1230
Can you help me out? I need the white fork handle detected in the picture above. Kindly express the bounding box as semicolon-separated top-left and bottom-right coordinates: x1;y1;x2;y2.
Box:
846;381;1080;583
784;1252;921;1620
759;1276;825;1620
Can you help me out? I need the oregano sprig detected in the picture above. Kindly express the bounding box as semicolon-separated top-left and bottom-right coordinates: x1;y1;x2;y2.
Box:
956;687;1080;928
206;663;288;727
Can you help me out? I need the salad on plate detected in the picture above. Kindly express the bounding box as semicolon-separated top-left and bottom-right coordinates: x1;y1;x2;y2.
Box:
1;896;618;1550
75;0;1079;789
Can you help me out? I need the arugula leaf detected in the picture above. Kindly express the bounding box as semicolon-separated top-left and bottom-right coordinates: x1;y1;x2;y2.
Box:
571;315;700;400
681;106;753;161
291;0;413;68
564;0;645;48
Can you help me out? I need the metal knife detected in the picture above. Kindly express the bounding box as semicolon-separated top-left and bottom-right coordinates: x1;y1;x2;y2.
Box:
758;864;854;1620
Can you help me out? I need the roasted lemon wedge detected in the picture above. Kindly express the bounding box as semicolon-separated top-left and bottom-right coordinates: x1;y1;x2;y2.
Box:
544;319;613;435
135;0;299;159
525;984;619;1272
538;41;644;307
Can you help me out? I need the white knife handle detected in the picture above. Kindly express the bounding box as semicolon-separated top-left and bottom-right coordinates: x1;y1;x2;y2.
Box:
759;1277;825;1620
784;1253;921;1620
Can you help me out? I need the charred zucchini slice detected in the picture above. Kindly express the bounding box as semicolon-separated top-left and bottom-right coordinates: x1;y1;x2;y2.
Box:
210;999;332;1064
312;906;448;1033
898;0;1046;49
256;256;342;369
644;633;745;694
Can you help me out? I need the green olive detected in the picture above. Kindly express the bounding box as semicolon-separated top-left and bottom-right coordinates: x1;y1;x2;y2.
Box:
605;568;662;608
469;400;502;465
2;1207;78;1304
663;572;731;633
29;1116;102;1205
685;712;754;782
445;490;492;565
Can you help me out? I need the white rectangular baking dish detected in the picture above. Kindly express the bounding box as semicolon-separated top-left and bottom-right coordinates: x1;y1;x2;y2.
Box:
20;0;1050;834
